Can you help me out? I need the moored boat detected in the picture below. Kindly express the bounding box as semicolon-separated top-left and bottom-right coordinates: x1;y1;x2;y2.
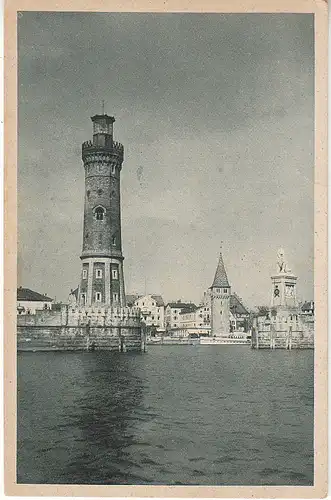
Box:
200;333;250;345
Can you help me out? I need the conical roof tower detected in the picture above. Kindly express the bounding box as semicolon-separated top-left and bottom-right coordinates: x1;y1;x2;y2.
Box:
209;248;231;337
211;251;230;289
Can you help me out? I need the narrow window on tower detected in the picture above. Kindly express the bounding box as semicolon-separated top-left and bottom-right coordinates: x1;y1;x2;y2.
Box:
82;269;88;279
224;289;228;293
112;269;118;280
113;293;119;303
94;206;105;221
95;292;102;302
112;235;116;245
81;293;86;305
96;269;103;279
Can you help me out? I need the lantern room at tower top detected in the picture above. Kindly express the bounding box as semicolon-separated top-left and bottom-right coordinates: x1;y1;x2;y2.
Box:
91;114;115;148
82;114;124;159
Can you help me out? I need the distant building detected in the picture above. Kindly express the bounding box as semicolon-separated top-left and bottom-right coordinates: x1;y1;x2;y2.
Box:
176;305;211;337
133;294;165;332
165;301;197;330
230;293;250;332
17;287;53;315
179;306;199;329
301;301;314;315
200;294;212;326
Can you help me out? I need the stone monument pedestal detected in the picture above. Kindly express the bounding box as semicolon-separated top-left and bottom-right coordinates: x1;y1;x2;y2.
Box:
271;272;297;310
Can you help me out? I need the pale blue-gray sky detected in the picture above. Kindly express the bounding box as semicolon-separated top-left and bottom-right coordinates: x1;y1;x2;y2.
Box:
18;13;314;307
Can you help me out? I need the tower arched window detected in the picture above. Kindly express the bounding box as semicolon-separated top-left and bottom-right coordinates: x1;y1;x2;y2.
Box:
95;207;104;220
93;206;106;221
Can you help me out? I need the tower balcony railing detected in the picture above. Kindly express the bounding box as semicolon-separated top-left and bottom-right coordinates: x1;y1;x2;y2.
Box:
82;140;124;159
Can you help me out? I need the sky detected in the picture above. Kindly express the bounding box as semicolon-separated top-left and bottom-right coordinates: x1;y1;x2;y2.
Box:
18;13;314;308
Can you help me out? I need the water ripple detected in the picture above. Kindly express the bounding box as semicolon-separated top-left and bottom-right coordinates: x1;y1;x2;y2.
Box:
17;348;314;485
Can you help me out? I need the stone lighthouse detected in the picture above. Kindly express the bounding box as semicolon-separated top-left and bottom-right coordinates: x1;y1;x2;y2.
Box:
78;113;126;307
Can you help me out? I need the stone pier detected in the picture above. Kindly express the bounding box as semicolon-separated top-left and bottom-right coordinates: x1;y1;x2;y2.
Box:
17;305;145;352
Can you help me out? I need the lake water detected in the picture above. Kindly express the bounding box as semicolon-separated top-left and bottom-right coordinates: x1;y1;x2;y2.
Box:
17;346;314;485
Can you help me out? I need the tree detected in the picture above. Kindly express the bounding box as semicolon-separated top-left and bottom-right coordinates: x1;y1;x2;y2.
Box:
257;306;270;317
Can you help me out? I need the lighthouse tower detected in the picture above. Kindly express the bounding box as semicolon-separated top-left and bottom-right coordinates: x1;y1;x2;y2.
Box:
78;113;126;307
210;250;231;337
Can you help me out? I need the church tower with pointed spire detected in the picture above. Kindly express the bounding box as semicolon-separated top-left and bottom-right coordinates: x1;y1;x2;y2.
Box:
210;249;231;337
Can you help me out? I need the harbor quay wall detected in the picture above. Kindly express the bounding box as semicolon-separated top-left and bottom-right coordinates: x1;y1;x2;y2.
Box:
17;305;144;352
251;314;314;349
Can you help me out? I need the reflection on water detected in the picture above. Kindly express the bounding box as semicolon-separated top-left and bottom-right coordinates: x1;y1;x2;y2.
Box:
57;353;145;484
17;346;314;485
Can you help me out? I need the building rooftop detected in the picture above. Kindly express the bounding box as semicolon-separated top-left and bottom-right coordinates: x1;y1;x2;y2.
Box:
179;305;198;315
230;294;249;315
211;251;230;288
167;302;197;310
150;295;165;306
126;294;165;307
302;301;314;312
126;294;140;306
70;287;79;299
17;287;53;302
